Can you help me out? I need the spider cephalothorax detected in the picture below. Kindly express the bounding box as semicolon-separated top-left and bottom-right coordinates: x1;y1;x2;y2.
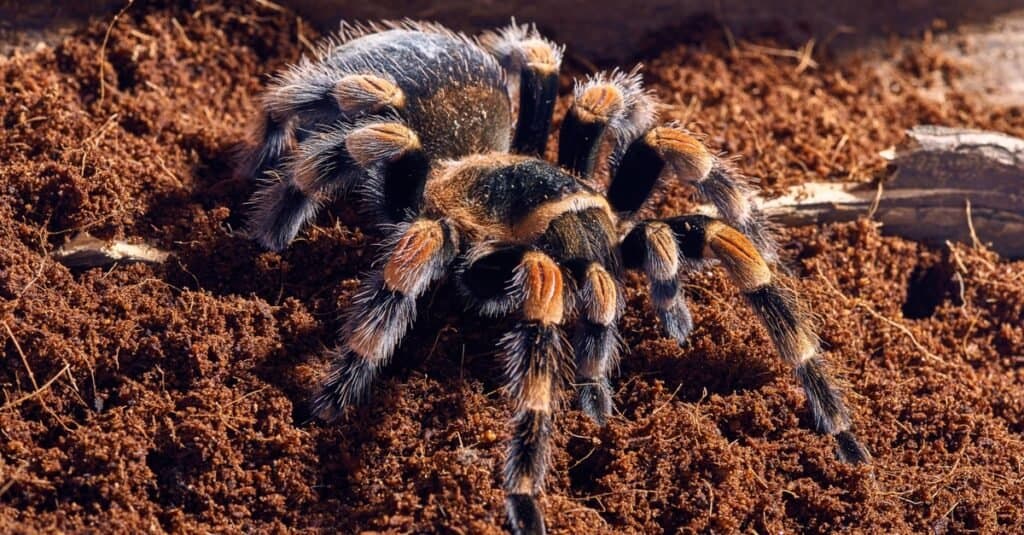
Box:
241;21;868;535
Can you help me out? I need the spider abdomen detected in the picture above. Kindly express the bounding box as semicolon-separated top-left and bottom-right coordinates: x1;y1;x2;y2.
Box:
332;29;511;158
271;26;512;160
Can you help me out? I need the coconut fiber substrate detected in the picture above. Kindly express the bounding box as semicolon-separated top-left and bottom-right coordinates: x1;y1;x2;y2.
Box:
1;1;1022;533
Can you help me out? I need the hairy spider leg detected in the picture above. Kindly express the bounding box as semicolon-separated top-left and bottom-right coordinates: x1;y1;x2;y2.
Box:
557;69;654;179
244;75;410;251
501;251;571;535
311;217;459;420
310;120;450;418
620;220;695;345
622;215;869;463
481;22;563;156
609;126;776;261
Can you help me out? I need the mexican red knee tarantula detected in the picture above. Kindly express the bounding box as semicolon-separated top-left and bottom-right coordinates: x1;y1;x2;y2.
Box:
241;21;868;535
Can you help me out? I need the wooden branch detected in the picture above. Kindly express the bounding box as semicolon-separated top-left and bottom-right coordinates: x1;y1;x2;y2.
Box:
52;232;170;268
746;125;1024;259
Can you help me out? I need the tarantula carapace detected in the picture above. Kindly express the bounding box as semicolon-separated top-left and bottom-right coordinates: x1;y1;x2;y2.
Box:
241;21;868;535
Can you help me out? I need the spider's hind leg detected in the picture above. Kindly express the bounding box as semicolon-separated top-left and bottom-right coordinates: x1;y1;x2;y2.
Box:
481;22;563;156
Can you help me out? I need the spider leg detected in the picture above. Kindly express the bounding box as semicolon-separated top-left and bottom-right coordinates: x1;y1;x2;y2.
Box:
608;126;776;261
246;125;352;251
344;121;430;222
239;112;296;183
623;215;869;463
243;66;406;179
310;217;459;420
620;219;695;345
501;251;571;535
309;118;447;419
557;69;654;178
461;246;569;535
244;74;411;251
569;262;623;424
481;22;563;156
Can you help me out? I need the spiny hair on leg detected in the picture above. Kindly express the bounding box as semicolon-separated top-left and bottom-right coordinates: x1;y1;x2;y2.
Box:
572;320;621;422
478;20;564;76
578;68;658;165
236;112;294;181
245;173;321;252
310;347;380;421
504;407;554;494
262;55;351;121
652;280;695;345
742;283;819;368
333;73;405;115
310;277;415;420
571;264;624;423
506;493;546;535
289;123;361;198
340;274;418;369
697;158;777;262
500;323;573;405
743;277;868;463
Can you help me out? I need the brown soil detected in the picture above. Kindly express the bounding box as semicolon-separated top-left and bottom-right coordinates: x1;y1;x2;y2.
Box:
1;2;1022;533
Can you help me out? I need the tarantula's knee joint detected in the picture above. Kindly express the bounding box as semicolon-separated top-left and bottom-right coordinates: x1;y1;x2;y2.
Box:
645;127;714;182
581;264;618;326
575;83;626;124
520;252;565;325
559;69;653;178
345;122;421;168
703;220;772;291
383;220;458;296
519;39;560;75
333;73;405;115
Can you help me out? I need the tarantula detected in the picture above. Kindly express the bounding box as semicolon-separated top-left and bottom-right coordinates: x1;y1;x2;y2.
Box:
241;21;868;534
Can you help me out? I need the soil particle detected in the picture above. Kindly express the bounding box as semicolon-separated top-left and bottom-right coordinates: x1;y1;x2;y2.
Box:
1;2;1022;533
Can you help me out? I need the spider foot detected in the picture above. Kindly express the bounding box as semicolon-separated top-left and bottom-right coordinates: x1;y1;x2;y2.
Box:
578;379;613;425
836;430;871;464
656;292;694;346
507;494;546;535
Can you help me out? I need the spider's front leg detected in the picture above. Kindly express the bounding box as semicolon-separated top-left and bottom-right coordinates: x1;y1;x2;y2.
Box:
310;121;455;419
622;215;869;464
569;262;623;424
502;251;570;535
461;247;571;535
244;72;408;251
481;22;563;156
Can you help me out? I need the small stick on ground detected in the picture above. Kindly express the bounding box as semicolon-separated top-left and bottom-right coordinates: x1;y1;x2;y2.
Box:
97;0;136;105
2;320;38;391
0;364;71;412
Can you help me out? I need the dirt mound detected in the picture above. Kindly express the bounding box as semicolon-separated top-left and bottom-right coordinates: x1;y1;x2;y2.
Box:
1;2;1021;533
